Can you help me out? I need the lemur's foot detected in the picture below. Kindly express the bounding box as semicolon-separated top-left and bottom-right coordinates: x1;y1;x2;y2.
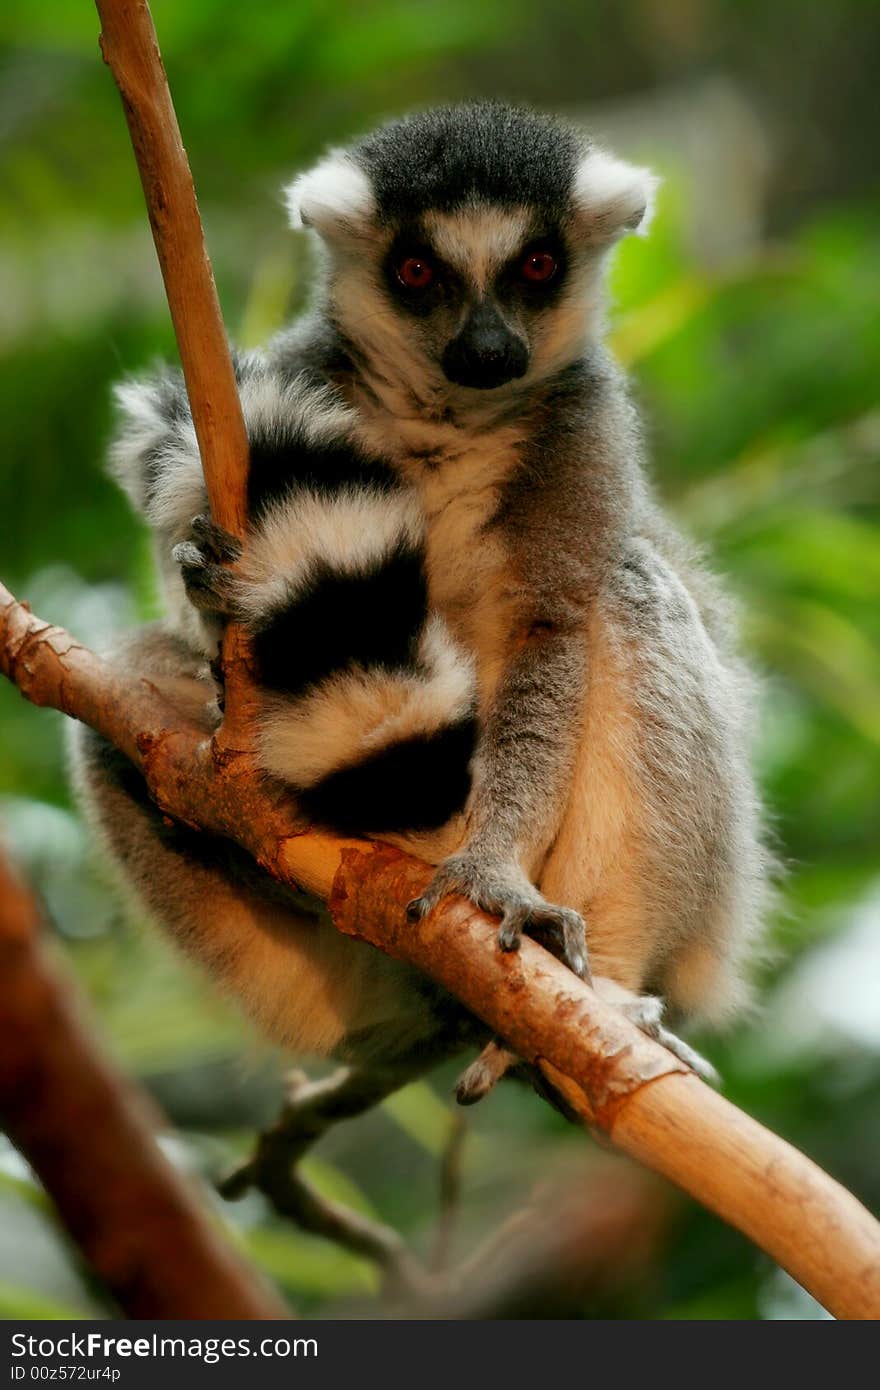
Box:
171;514;242;615
406;851;589;980
455;1039;518;1106
190;512;243;563
593;977;720;1085
455;979;719;1110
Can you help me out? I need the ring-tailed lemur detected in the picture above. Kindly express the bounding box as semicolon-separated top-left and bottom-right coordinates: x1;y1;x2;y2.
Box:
72;103;770;1112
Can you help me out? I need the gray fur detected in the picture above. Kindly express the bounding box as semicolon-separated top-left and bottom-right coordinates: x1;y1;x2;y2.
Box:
74;104;771;1104
352;102;585;220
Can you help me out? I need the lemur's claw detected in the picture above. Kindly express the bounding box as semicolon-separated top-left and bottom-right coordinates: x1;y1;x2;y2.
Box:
172;541;234;613
455;1040;518;1105
653;1028;720;1085
172;516;241;616
404;864;466;924
497;917;524;952
498;898;532;954
593;978;720;1086
408;853;589;982
524;903;590;981
190;513;243;564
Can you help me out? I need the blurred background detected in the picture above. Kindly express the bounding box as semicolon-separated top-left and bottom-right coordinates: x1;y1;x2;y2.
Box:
1;0;878;1319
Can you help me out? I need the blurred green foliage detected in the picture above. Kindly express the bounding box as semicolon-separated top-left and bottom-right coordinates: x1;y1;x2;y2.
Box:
1;0;878;1320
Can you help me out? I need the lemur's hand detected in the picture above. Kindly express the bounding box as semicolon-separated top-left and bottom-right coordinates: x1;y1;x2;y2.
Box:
171;514;243;617
406;847;589;980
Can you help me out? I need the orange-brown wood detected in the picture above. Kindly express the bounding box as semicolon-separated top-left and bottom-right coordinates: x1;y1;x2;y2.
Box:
2;0;871;1322
94;0;257;751
95;0;248;538
0;849;289;1318
2;580;879;1318
613;1075;880;1320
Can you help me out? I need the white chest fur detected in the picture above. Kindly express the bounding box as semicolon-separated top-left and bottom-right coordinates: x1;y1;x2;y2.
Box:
355;400;525;708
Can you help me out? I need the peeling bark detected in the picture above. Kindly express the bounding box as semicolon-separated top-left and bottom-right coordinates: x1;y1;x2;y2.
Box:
1;0;875;1322
3;580;880;1319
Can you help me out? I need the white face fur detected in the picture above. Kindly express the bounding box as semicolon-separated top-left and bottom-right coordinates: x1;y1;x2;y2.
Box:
285;143;658;410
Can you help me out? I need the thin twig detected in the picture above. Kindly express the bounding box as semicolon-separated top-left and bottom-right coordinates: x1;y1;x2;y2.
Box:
432;1112;468;1272
218;1069;431;1297
415;1160;673;1319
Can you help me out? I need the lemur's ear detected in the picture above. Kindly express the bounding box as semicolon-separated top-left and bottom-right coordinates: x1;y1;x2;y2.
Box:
572;148;660;245
284;152;375;239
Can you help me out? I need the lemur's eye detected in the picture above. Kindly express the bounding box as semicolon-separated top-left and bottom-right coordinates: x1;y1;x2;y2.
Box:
396;256;435;290
520;250;558;283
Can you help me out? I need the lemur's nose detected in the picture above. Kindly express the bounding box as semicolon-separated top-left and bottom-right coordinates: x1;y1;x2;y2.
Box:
442;301;528;390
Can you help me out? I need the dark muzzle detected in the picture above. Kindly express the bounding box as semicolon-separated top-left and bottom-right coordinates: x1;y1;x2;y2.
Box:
441;301;528;390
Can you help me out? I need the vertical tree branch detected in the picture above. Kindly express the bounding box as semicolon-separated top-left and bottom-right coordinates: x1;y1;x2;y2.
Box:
94;0;247;537
0;848;289;1319
94;0;255;748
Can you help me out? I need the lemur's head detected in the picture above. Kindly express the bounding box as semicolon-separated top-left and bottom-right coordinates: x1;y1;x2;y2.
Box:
285;103;657;398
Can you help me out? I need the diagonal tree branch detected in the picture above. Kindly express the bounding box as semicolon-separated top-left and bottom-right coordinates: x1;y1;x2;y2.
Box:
0;846;289;1319
1;0;871;1321
2;581;880;1320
